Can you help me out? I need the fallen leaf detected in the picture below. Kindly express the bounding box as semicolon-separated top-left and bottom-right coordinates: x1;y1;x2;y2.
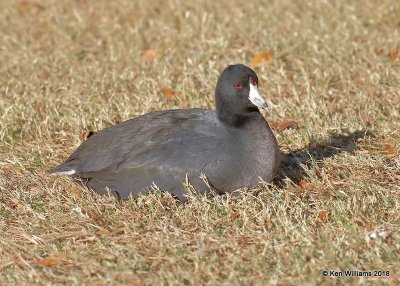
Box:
112;114;123;124
160;87;181;101
34;100;46;112
298;180;312;189
318;210;328;220
230;210;240;219
18;0;45;11
15;167;26;174
35;258;61;267
79;130;95;142
274;119;298;131
19;0;29;6
251;51;273;68
2;164;13;171
389;49;399;62
141;50;157;63
382;144;396;156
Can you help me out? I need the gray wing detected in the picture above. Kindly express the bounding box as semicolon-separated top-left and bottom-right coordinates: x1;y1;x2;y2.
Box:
49;109;232;199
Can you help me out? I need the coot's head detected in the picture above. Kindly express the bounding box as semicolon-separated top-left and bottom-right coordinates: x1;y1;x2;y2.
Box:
215;64;268;126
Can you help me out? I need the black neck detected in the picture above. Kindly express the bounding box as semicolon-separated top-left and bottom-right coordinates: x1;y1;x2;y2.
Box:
217;108;261;128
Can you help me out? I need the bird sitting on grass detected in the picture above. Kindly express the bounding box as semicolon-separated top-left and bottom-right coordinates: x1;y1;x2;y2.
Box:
48;64;280;201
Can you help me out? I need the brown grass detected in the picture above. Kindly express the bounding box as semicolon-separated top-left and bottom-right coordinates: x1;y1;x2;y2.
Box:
1;0;399;285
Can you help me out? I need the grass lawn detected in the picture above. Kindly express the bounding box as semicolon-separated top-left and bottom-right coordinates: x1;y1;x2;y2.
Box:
0;0;399;285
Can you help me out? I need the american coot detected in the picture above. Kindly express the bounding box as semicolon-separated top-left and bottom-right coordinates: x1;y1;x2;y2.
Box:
48;64;280;201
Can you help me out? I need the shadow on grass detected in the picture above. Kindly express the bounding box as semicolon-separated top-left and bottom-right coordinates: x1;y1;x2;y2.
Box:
274;130;374;186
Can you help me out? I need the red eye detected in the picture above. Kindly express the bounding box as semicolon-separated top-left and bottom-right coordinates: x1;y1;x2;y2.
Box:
234;82;242;89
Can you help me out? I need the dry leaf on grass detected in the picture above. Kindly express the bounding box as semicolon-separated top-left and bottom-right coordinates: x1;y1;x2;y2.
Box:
294;181;313;197
389;49;399;62
2;164;13;171
2;164;25;174
317;210;328;221
230;210;240;219
34;258;61;267
251;51;273;68
160;87;182;101
15;167;26;174
274;119;298;131
381;143;396;156
18;0;45;11
141;50;157;63
298;180;312;189
34;100;46;112
79;130;95;142
111;114;123;124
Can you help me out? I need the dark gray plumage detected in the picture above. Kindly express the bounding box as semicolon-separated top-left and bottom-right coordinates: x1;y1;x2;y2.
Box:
48;64;280;201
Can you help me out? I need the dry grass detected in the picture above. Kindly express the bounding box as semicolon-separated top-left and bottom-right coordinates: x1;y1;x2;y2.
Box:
1;0;399;285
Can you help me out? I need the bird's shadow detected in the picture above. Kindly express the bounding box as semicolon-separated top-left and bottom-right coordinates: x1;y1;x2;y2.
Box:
273;129;374;186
